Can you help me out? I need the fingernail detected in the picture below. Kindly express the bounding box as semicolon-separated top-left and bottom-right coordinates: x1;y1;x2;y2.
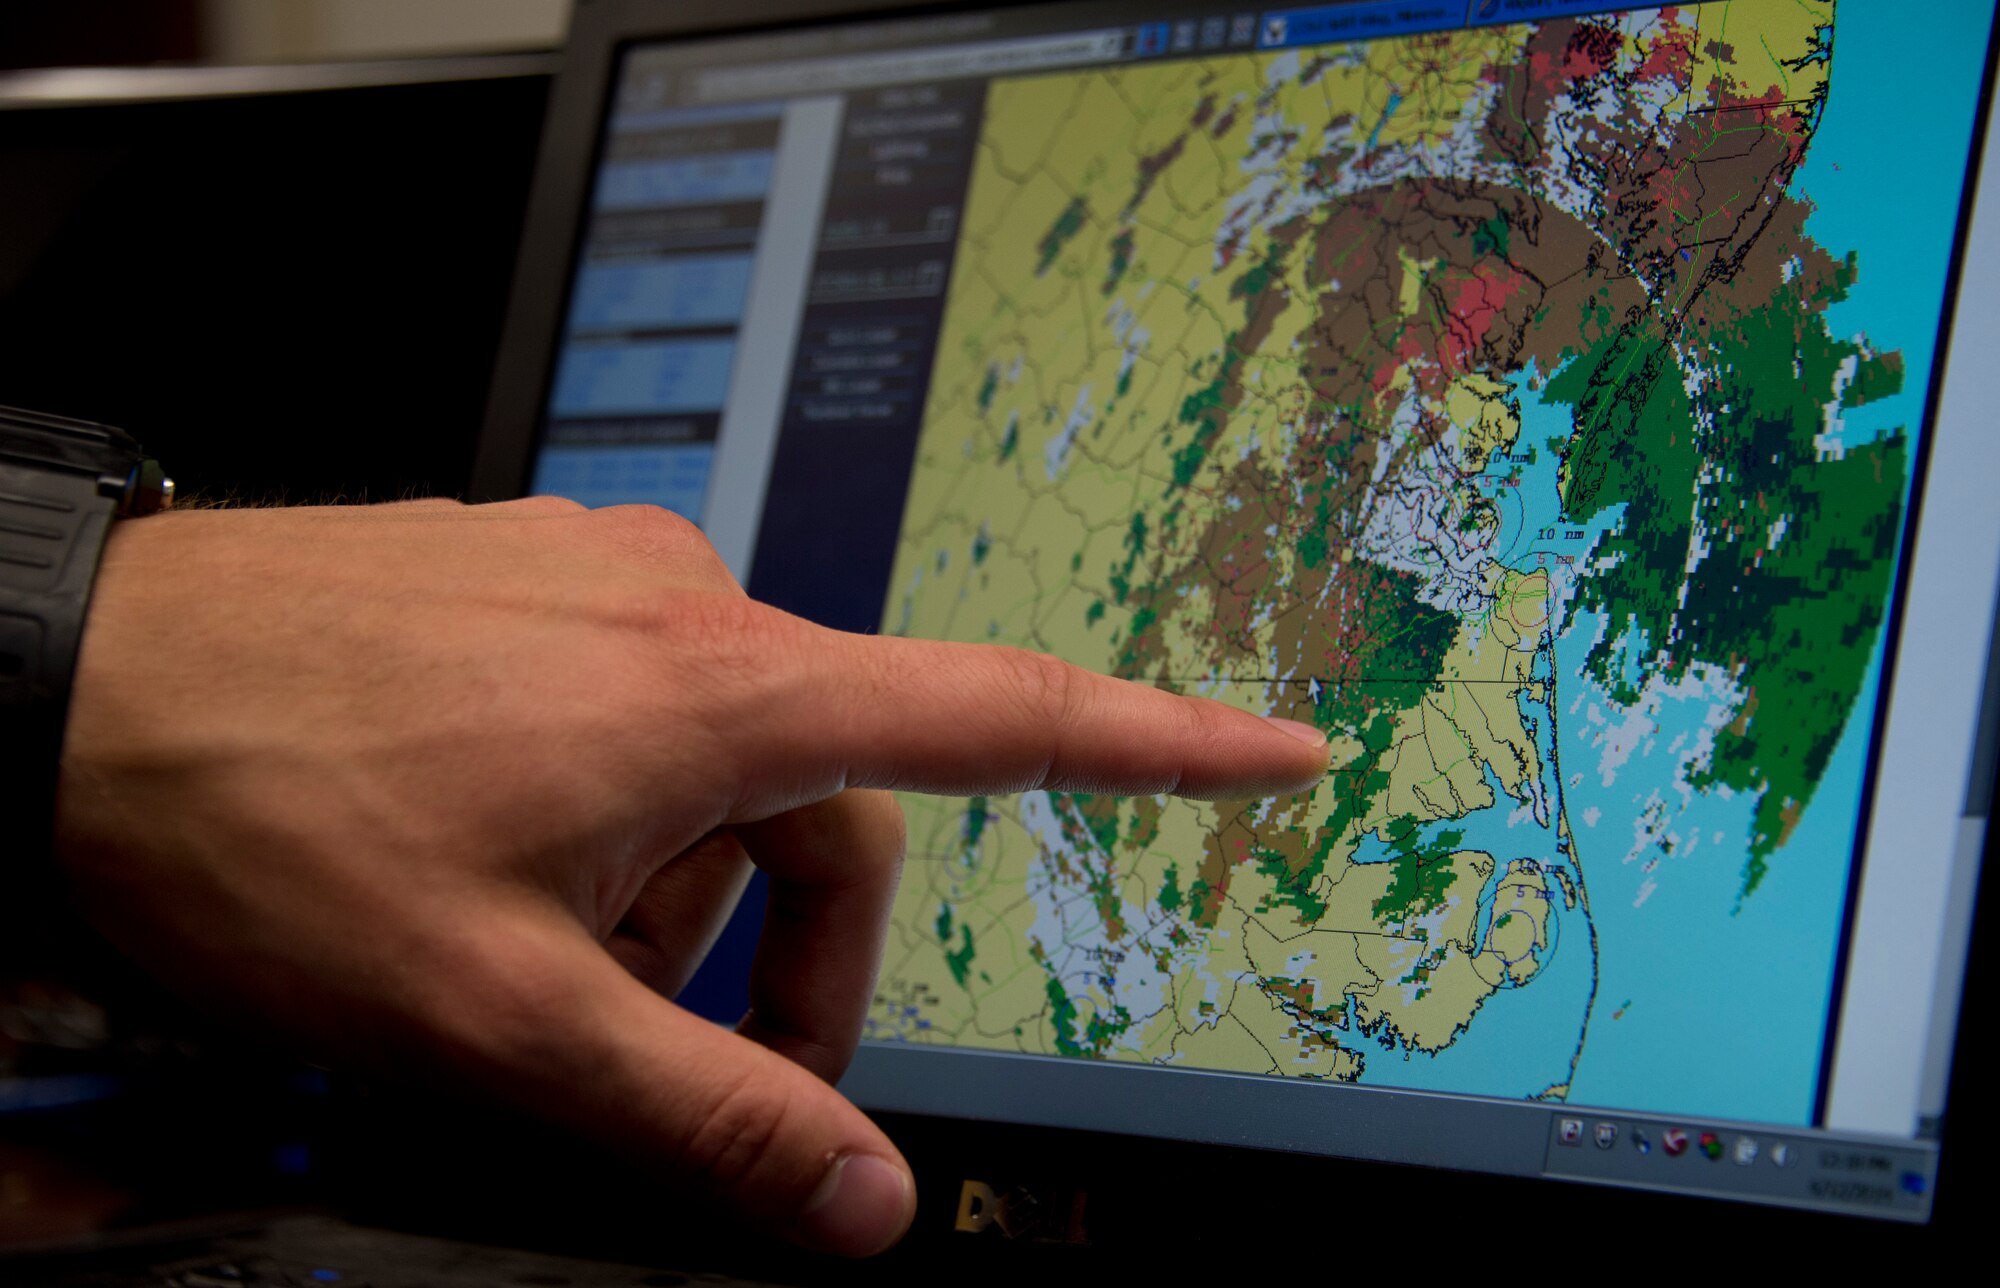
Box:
1263;716;1327;748
795;1153;914;1258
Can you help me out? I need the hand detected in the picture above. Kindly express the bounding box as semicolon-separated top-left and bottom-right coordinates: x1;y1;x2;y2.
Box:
51;498;1329;1257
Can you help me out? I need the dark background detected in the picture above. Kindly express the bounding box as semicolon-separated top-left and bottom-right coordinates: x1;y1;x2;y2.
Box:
0;17;1994;1276
0;74;547;505
0;2;203;73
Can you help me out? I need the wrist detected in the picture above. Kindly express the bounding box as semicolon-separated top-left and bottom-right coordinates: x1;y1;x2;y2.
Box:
0;406;171;877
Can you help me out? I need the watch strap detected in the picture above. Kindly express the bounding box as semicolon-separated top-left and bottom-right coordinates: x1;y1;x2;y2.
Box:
0;459;120;868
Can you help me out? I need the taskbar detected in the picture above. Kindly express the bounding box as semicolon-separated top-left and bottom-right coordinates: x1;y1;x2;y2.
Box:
1540;1110;1934;1220
843;1044;1939;1223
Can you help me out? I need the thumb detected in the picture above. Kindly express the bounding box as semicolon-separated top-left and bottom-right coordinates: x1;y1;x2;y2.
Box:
412;905;914;1258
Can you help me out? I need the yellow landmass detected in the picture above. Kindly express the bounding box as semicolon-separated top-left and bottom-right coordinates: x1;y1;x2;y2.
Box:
1447;373;1521;473
1691;1;1832;106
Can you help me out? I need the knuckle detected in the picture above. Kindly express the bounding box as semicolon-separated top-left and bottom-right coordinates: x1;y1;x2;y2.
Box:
994;646;1081;728
1167;689;1210;743
672;594;798;664
594;504;740;590
846;631;905;701
639;597;818;734
598;502;702;549
513;494;587;515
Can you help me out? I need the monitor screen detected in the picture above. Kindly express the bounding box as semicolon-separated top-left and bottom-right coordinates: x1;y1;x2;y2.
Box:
525;0;1999;1221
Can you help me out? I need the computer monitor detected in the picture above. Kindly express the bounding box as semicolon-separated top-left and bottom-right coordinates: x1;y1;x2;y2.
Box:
476;0;2000;1228
0;56;553;508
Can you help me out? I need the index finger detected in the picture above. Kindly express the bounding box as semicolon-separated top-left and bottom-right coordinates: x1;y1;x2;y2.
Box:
720;614;1330;814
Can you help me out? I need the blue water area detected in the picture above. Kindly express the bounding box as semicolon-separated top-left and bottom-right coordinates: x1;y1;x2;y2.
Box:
1474;364;1625;604
1471;364;1558;566
1556;617;1882;1125
1791;1;1995;448
1365;90;1404;152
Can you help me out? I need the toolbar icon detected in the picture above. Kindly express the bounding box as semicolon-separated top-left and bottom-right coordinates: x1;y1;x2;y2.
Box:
1262;16;1289;47
1558;1118;1584;1146
1733;1137;1759;1166
1662;1128;1689;1157
1594;1122;1618;1150
1631;1126;1653;1155
1699;1131;1725;1161
1770;1142;1795;1168
1230;13;1258;45
1172;20;1198;51
1200;16;1228;48
1137;23;1170;56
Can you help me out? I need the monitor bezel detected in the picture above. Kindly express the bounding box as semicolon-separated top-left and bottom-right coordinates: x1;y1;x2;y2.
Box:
472;0;2000;1242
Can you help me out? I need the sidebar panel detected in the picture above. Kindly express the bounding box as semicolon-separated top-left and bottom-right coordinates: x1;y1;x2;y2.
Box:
744;81;987;632
704;97;845;581
532;104;782;516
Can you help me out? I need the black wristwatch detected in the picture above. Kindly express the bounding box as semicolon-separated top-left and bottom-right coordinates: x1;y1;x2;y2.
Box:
0;404;172;868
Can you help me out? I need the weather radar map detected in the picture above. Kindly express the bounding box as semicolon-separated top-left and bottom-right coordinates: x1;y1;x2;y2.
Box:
867;1;1982;1124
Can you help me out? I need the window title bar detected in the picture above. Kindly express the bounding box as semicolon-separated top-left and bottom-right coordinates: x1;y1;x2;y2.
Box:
688;29;1127;103
1257;3;1463;49
674;1;1686;106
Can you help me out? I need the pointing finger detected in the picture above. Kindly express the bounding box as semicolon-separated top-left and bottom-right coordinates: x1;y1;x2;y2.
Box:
711;613;1329;815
